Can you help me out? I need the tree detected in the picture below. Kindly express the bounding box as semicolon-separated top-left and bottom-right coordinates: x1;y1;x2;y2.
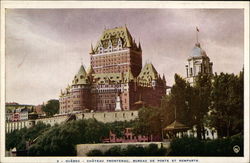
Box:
192;73;212;139
133;106;162;139
42;99;59;116
161;74;194;128
208;72;243;137
106;120;136;138
6;122;50;151
161;73;213;140
28;119;110;156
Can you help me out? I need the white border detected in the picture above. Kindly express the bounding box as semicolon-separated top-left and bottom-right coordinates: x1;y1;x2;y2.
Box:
0;1;249;163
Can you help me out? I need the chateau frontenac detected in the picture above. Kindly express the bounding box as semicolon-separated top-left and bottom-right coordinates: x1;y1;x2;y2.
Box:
59;26;167;114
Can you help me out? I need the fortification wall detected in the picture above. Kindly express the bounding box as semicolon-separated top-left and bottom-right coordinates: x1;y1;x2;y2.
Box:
5;110;139;133
76;110;138;123
5;120;35;133
35;115;68;126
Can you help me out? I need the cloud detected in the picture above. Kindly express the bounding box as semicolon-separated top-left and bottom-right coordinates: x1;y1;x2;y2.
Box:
5;9;244;105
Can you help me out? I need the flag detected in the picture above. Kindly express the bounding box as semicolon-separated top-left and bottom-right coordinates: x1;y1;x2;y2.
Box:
196;27;199;32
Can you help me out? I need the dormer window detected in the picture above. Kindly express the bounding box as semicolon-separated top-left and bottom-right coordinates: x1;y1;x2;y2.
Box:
152;80;156;87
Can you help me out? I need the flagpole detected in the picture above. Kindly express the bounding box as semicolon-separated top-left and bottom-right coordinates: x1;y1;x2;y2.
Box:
196;30;198;43
196;26;199;43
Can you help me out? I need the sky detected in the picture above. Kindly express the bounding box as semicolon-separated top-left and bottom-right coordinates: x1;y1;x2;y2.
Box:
5;9;244;105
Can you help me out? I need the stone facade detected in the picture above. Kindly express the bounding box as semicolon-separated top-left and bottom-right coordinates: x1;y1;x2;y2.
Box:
59;26;166;114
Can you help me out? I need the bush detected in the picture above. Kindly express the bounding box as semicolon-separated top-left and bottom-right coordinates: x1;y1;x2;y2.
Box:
87;144;167;156
104;146;123;156
87;149;103;156
123;145;147;156
169;137;204;156
6;122;50;151
168;135;243;156
204;134;243;156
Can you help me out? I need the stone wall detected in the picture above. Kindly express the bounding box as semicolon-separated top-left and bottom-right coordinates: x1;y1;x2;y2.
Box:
35;115;68;126
5;110;139;133
76;110;138;123
76;142;170;156
5;120;35;133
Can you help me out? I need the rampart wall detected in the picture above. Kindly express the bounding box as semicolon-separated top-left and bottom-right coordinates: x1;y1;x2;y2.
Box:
5;110;139;133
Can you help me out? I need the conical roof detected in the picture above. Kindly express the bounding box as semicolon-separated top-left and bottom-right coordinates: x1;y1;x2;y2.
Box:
138;63;158;80
72;65;89;85
78;65;87;76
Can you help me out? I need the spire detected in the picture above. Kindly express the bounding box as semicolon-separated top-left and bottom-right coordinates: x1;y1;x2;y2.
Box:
87;65;94;76
138;41;142;51
78;65;87;77
163;74;166;82
90;43;94;54
133;39;137;48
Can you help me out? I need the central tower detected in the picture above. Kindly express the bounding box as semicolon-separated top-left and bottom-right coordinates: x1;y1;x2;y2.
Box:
90;26;142;77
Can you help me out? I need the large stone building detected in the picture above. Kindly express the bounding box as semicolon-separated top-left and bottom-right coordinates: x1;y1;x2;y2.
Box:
59;26;167;114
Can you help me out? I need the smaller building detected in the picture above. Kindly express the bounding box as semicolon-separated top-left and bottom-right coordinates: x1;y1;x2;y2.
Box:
34;105;46;116
103;128;152;143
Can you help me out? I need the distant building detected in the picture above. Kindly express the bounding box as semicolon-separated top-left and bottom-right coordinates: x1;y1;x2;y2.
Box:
5;103;34;122
34;105;45;115
59;26;167;114
185;42;213;85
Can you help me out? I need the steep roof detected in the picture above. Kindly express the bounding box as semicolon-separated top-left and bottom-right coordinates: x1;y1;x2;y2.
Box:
72;65;89;85
94;26;134;52
92;73;124;84
138;63;159;83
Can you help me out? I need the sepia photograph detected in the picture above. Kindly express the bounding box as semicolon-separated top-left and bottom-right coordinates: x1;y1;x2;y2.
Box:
0;1;249;163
